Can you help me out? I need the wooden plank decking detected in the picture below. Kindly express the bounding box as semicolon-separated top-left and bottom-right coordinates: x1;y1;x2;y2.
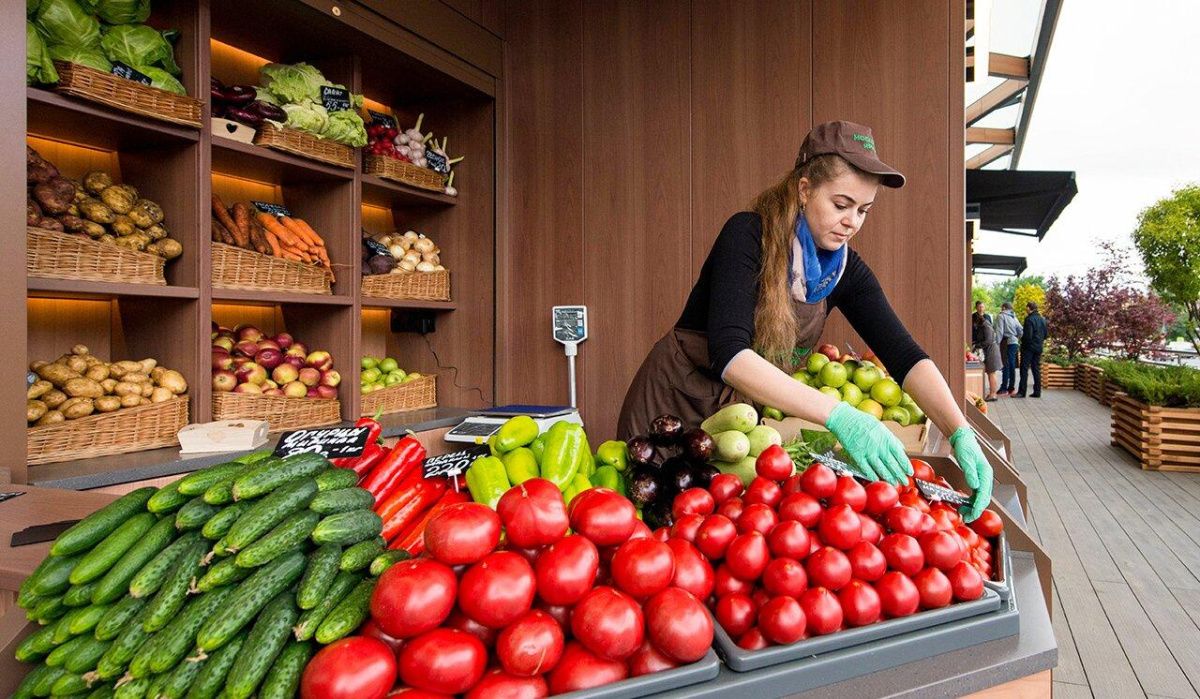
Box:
989;389;1200;698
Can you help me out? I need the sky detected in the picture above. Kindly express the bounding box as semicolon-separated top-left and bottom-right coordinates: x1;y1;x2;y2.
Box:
970;0;1200;283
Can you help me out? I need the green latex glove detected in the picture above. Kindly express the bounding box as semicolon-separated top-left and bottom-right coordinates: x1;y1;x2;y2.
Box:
949;426;993;522
825;402;912;485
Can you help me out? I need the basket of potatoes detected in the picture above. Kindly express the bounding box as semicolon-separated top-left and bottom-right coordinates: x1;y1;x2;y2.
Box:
26;345;189;465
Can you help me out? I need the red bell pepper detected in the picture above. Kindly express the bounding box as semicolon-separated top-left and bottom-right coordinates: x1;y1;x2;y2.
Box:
393;488;470;555
373;468;424;522
380;477;447;542
361;435;426;502
329;413;386;473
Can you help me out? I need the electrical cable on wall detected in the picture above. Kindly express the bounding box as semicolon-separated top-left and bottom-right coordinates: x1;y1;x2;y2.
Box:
423;332;489;406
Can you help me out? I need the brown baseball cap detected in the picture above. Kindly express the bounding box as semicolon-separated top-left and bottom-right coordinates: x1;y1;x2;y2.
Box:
795;120;906;188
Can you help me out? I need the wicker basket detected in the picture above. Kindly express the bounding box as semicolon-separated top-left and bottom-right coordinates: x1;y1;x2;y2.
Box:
27;226;166;285
28;396;188;465
361;270;450;302
361;375;437;416
53;62;202;128
363;155;447;192
254;123;354;169
213;393;341;432
211;243;331;294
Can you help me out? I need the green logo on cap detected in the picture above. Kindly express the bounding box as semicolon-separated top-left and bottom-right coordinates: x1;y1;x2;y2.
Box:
853;133;876;151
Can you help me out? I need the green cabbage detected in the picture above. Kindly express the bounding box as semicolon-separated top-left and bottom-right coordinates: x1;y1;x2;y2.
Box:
101;24;181;76
139;66;185;95
321;110;367;147
260;62;326;104
34;0;101;49
28;0;43;18
95;0;150;24
27;22;58;85
48;43;112;73
282;100;329;134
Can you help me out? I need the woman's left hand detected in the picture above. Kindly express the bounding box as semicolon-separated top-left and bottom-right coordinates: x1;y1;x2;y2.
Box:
948;426;993;522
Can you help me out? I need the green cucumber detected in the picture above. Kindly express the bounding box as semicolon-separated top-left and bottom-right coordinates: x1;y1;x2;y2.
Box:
54;606;89;643
293;571;360;642
160;652;207;699
89;686;115;699
63;582;99;607
147;481;189;514
195;551;306;651
223;593;300;699
316;468;359;492
70;512;157;585
128;532;200;599
141;539;206;632
31;617;68;654
235;510;319;568
65;635;113;673
369;550;410;576
311;510;382;546
29;553;83;597
68;602;112;635
112;677;149;699
258;640;313;699
51;671;89;696
95;602;153;680
200;459;278;505
30;664;67;696
315;578;374;644
51;488;156;557
31;593;67;623
95;596;147;641
92;516;177;604
199;501;249;541
15;622;58;661
340;537;385;572
231;453;326;501
127;630;160;679
174;498;219;531
309;487;374;515
14;663;58;699
18;580;42;610
194;556;251;592
149;586;234;674
177;462;244;496
145;674;170;698
185;632;245;699
47;633;90;666
296;544;342;610
224;478;318;552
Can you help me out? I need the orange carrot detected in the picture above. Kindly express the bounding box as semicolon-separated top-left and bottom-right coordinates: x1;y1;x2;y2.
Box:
262;229;283;258
279;216;316;247
256;212;301;248
292;218;325;247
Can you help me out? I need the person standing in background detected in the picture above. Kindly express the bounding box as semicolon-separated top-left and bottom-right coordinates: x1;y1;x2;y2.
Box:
1015;301;1048;398
972;313;1002;401
995;302;1022;396
971;301;993;347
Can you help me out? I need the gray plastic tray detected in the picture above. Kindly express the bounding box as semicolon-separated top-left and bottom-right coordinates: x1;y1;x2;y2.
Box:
715;587;1003;672
985;530;1012;601
557;648;720;698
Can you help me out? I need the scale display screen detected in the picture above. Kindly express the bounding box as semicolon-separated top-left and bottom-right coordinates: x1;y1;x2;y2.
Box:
552;306;588;344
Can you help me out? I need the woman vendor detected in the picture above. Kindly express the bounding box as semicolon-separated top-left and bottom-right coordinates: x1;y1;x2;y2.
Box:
617;121;993;520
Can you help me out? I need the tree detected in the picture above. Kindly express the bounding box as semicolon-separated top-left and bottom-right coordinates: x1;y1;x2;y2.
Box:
1043;274;1110;361
971;283;993;312
987;275;1046;309
1132;184;1200;354
1013;283;1046;323
1107;287;1176;360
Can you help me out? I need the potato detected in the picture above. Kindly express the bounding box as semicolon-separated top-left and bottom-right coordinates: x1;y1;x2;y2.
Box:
42;390;67;409
113;381;141;397
144;223;167;241
111;360;141;377
123;372;150;385
82;221;106;238
94;395;122;413
61;397;95;420
100;378;118;394
65;356;88;374
154;238;183;260
83;355;101;367
37;363;80;388
27;400;47;423
60;215;90;233
66;203;79;217
29;360;48;372
27;380;52;400
83;365;108;383
149;387;173;403
120;394;143;408
98;234;116;245
35;410;64;426
100;185;137;215
79;197;116;224
33;177;76;215
128;199;164;228
110;214;136;237
140;383;154;398
64;377;104;399
156;369;188;395
139;358;157;374
113;235;148;252
150;367;166;382
83;171;113;195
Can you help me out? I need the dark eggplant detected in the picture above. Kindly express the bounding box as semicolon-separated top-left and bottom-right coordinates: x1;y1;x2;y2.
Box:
692;463;720;489
642;498;674;530
221;85;257;105
626;467;662;508
626;435;657;467
649;414;684;446
663;457;696;493
210;78;226;104
681;428;716;463
226;107;264;127
245;100;287;122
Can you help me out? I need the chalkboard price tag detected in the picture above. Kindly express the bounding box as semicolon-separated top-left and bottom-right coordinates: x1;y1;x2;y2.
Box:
423;445;489;479
424;149;450;175
363;238;390;257
274;426;370;459
252;201;291;217
811;452;864;480
368;110;397;130
915;479;970;506
111;62;152;86
320;85;352;112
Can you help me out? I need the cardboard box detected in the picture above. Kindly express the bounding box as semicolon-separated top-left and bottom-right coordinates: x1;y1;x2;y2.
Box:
764;417;930;455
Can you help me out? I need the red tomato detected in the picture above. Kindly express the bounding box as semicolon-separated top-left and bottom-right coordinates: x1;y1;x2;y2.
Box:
611;539;675;599
695;514;738;560
913;567;953;609
920;531;965;571
736;503;779;535
917;513;938;537
766;520;811;560
423;503;501;566
536;603;572;633
464;669;547;699
495;610;564;677
507;546;543;567
898;490;931;514
829;477;867;512
386;689;452;698
628;640;679;677
805;546;852;591
751;587;772;610
883;505;924;536
909;458;935;481
398;629;486;695
708;474;744;505
863;481;899;516
818;504;863;550
758;596;807;644
762;558;808;598
571;586;644;660
876;571;920;617
666;539;715;601
725;532;770;581
799;587;843;635
569;489;638;547
970;510;1004;538
737;627;770;650
496;479;569;549
714;563;754;597
800;464;837;499
778;492;822;528
673;488;716;519
301;637;396;699
838;580;881;627
370;559;457;639
948;561;984;601
360;620;405;659
846;542;887;582
670;513;704;542
956;524;981;549
755;445;794;481
444;610;498;648
880;533;924;577
717;496;745;521
929;508;959;532
781;474;805;495
715;592;758;637
548;642;628;694
859;514;883;545
652;526;671;543
629;519;653;540
535;535;600;606
744;478;783;508
458;551;536;629
644;588;713;663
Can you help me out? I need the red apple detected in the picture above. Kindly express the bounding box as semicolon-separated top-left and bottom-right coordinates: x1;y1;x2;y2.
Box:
257;348;283;370
213;337;235;352
817;343;840;361
232;356;251;369
306;387;320;398
235;362;267;386
315;385;338;399
319;369;341;387
272;364;299;385
235;325;263;343
211;320;220;334
263;388;284;396
274;333;294;349
262;379;278;390
257;339;281;352
234;341;260;358
298;367;321;387
212;350;233;371
305;351;333;371
212;370;237;392
283;381;307;398
286;343;308;358
284;355;305;370
234;382;263;395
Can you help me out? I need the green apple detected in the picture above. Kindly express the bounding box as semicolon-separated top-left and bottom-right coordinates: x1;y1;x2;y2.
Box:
792;372;813;387
843;359;860;376
360;368;381;384
840;383;864;407
379;358;399;374
853;365;882;392
907;403;927;424
388;370;407;381
361;356;379;370
819;361;848;389
900;392;917;407
384;373;403;386
807;352;830;375
882;406;911;426
857;398;884;419
870;379;904;408
818;386;842;400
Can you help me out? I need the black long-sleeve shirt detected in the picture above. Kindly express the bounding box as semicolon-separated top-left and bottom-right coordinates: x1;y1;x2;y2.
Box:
676;212;929;384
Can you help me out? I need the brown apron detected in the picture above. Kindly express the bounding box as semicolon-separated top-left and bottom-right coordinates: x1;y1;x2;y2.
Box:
616;299;828;440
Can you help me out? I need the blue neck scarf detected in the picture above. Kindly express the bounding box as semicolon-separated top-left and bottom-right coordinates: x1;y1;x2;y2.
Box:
794;214;845;304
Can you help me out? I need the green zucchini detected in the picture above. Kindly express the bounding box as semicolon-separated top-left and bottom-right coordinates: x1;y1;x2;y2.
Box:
69;512;157;585
231;453;326;501
128;532;200;599
315;578;374;644
31;593;67;623
174;498;219;531
47;633;90;667
311;510;382;546
340;537;385;572
65;635;113;674
309;487;374;515
51;671;89;696
68;602;112;635
141;538;207;632
63;581;99;607
15;622;58;662
30;664;67;696
223;592;300;699
92;516;177;604
296;544;342;610
195;551;306;651
223;478;318;552
258;640;313;699
159;652;207;699
234;510;319;568
316;468;359;492
51;487;156;557
112;677;149;699
95;595;147;641
148;586;234;674
293;570;360;642
147;480;189;514
369;549;410;577
199;501;249;541
177;462;244;496
185;632;245;699
29;553;83;597
194;556;250;592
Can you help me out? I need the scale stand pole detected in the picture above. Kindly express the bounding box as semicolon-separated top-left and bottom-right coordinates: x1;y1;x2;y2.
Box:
565;342;578;409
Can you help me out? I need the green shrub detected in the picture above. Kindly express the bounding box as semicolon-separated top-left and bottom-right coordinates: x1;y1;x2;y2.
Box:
1096;359;1200;408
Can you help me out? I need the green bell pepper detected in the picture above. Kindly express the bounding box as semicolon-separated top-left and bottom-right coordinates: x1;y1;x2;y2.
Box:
562;473;592;506
495;416;539;454
465;456;511;508
577;449;596;479
502;447;540;485
596;441;629;472
540;422;584;491
487;434;501;457
530;433;548;464
592;465;624;496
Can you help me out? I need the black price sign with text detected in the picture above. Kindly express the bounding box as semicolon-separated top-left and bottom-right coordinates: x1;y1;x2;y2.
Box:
111;62;152;86
915;479;970;506
320;85;352;112
368;110;397;130
252;201;291;218
424;149;449;175
274;426;370;459
423;444;489;479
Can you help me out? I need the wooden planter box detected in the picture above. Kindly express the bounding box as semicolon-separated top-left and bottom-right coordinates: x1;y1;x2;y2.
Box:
1110;392;1200;472
1076;364;1105;402
1041;364;1075;389
1100;377;1118;407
